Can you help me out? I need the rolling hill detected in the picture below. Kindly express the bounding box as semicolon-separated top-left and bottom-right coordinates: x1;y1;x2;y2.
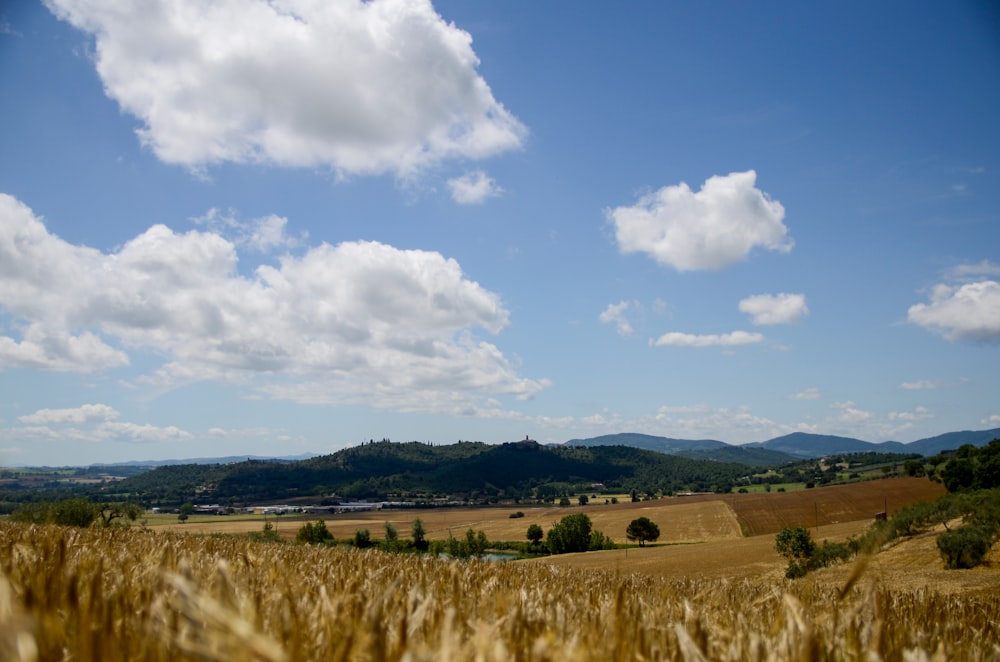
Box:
564;433;794;465
95;440;755;505
564;428;1000;461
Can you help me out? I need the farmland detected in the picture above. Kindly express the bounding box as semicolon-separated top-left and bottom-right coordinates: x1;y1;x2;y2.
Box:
2;476;997;660
149;476;945;544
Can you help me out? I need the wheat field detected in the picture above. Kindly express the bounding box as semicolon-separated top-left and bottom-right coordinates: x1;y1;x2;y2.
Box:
1;521;998;661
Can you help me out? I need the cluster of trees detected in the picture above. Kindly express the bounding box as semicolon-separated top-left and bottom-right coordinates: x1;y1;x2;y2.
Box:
777;443;1000;577
523;515;661;555
774;527;852;579
289;513;665;559
11;498;142;529
938;441;1000;492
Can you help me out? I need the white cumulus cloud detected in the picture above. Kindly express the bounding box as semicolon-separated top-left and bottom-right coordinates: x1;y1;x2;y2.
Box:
607;170;792;271
0;193;547;414
739;292;808;325
907;280;1000;343
44;0;526;176
649;330;765;348
448;170;504;205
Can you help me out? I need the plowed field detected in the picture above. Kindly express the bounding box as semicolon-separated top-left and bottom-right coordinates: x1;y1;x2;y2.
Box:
672;477;946;536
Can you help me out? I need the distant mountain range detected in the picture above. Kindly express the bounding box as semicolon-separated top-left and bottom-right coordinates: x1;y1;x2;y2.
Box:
62;427;998;471
565;428;1000;463
91;453;318;468
563;433;793;465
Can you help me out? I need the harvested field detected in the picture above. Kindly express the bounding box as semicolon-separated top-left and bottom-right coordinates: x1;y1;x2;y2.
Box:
530;520;873;583
678;477;946;536
154;499;744;544
155;477;945;545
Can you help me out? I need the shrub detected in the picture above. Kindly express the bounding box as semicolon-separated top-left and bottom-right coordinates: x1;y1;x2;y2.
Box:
296;520;335;545
411;518;429;552
937;526;994;569
813;541;852;568
353;528;371;548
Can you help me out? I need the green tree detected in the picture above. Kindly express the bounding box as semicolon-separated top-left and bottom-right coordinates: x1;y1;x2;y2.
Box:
252;520;282;542
354;528;372;548
296;519;334;545
547;513;594;554
411;518;429;552
937;525;993;569
526;523;544;547
465;528;489;557
775;527;816;579
625;517;660;547
578;494;589;506
384;521;400;551
96;502;143;528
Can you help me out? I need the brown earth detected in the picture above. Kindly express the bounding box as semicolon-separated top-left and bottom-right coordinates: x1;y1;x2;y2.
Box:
157;477;944;546
155;498;743;544
150;477;998;595
671;477;946;536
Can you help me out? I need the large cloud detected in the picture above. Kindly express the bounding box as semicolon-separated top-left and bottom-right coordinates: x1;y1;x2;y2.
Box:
607;170;792;271
0;193;547;412
907;280;1000;343
44;0;526;176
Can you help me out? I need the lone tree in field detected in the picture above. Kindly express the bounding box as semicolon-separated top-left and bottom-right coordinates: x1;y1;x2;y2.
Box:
526;523;544;547
775;526;816;578
411;518;429;552
625;517;660;546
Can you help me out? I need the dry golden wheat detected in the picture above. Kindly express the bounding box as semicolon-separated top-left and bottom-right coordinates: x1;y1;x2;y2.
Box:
0;522;996;661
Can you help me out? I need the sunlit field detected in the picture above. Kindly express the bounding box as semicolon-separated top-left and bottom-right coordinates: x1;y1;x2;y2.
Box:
2;477;994;660
2;518;998;661
148;476;945;543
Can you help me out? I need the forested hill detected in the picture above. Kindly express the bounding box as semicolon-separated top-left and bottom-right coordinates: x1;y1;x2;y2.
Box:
564;433;793;465
100;440;754;506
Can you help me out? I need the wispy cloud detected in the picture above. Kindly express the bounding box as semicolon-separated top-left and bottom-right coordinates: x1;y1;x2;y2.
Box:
447;171;504;205
739;292;808;325
899;380;940;390
599;301;636;337
650;330;765;348
788;387;821;400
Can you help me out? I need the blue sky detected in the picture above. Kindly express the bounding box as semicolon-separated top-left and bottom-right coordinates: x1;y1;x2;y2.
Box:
1;1;998;466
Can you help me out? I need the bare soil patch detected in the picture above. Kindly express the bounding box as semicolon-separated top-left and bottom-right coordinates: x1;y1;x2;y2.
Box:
695;477;945;536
